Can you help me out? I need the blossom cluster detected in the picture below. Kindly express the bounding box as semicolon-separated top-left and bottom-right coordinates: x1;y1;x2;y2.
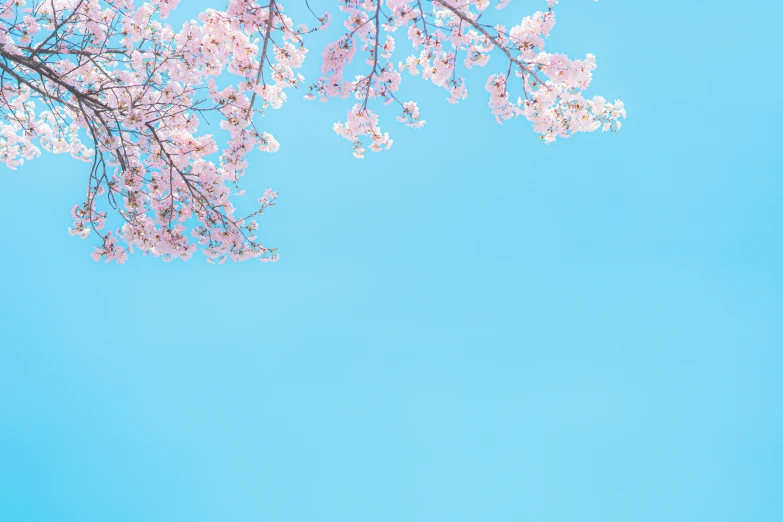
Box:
312;0;625;155
0;0;320;262
0;0;625;263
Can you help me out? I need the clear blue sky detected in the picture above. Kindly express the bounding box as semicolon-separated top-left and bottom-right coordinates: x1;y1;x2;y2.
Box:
1;1;781;521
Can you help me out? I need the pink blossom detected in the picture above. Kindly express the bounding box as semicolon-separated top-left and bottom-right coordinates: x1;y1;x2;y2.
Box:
0;0;624;263
312;0;624;156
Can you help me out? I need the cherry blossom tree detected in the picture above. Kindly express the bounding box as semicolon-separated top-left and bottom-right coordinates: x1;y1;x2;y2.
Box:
0;0;625;263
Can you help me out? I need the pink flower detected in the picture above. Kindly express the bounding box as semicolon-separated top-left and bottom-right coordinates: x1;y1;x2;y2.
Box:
0;0;624;263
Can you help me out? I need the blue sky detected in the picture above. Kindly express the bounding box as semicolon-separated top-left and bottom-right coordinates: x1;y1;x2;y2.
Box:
1;1;781;521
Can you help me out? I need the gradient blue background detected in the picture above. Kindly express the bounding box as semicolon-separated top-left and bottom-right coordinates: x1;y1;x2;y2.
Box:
1;1;781;520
